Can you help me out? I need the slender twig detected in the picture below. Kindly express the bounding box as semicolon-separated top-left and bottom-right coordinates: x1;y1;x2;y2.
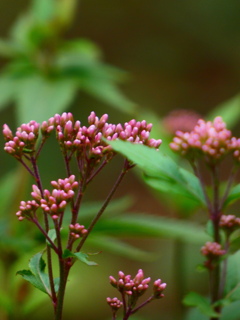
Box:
131;296;153;315
86;159;108;185
75;159;130;253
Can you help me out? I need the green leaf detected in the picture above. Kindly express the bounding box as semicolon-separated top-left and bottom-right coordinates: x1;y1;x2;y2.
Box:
183;292;219;317
207;94;240;129
87;235;157;261
31;0;56;22
15;75;77;123
63;249;98;266
224;183;240;207
107;140;206;205
94;214;210;245
224;251;240;301
17;252;59;296
221;301;240;320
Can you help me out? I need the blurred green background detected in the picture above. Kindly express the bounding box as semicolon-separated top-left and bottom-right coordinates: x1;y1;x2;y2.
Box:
0;1;240;320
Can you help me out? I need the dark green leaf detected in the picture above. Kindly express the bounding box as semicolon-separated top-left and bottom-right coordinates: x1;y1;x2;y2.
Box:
183;292;219;317
94;214;210;245
17;252;59;296
221;301;240;320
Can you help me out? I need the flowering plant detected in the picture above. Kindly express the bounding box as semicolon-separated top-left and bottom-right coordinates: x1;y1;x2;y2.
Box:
3;111;163;320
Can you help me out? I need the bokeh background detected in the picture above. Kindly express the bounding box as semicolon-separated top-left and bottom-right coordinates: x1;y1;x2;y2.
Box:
0;1;240;320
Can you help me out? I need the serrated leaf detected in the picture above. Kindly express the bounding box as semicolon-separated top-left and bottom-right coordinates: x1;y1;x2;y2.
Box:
105;140;206;205
183;292;219;317
15;75;77;123
63;249;98;266
17;252;59;296
93;214;210;245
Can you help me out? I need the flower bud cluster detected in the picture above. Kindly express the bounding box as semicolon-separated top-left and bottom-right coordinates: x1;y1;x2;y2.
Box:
170;116;238;161
69;223;88;239
201;241;226;257
3;121;40;157
109;269;166;300
17;175;78;221
219;214;240;233
106;297;123;311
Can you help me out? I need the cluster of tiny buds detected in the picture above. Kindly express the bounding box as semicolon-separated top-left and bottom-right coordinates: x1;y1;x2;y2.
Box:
16;176;78;221
3;121;40;157
69;223;88;239
109;269;166;299
201;241;226;258
170;116;240;162
3;112;161;159
219;214;240;232
106;297;123;311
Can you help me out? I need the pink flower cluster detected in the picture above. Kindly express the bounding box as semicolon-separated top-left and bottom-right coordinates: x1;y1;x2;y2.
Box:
3;112;161;160
219;214;240;231
3;121;40;157
69;223;88;239
170;116;240;161
201;241;226;257
16;175;78;221
109;269;166;299
106;297;123;311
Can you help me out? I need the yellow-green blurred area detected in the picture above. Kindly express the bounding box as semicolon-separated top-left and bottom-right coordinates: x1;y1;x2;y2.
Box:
0;1;240;320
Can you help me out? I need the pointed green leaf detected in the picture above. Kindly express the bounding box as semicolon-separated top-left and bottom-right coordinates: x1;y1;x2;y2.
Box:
63;249;98;266
46;229;57;247
224;251;240;301
106;140;206;205
17;252;59;296
183;292;219;317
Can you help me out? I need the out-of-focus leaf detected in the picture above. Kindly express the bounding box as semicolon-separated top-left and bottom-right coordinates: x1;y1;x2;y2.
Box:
221;301;240;320
17;252;59;295
15;75;77;123
87;235;157;261
31;0;56;22
107;140;206;205
0;170;19;214
223;251;240;301
184;307;208;320
0;75;15;110
93;214;210;245
0;289;13;313
224;183;240;207
183;292;219;317
207;94;240;129
63;249;98;266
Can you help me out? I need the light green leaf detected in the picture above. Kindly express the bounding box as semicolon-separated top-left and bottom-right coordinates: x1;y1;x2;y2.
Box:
63;249;98;266
207;94;240;129
31;0;56;22
93;214;210;245
87;235;157;261
183;292;219;317
17;252;59;296
107;140;206;205
15;75;77;123
46;229;57;247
